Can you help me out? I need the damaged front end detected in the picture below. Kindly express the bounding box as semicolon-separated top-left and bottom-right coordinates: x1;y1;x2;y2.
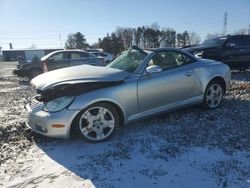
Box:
34;81;123;103
28;64;131;111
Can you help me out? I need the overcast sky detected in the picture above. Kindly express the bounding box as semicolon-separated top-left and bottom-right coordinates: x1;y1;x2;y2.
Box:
0;0;249;49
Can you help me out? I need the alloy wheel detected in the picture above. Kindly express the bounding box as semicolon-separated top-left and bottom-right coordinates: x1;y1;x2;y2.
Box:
79;106;116;142
205;83;223;108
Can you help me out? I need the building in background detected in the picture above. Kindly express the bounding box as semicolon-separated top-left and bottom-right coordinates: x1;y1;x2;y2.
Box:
0;47;2;61
2;48;63;62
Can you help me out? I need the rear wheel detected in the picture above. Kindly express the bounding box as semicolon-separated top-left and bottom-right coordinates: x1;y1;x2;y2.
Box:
76;103;119;143
203;81;224;109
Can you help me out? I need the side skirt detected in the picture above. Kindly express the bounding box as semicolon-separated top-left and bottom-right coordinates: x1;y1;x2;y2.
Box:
126;95;204;123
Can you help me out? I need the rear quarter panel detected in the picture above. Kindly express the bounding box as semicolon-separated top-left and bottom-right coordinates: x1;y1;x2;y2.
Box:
194;59;231;94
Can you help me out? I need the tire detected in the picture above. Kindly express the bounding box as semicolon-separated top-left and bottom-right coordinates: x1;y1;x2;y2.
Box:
29;69;42;79
202;81;224;109
75;102;119;143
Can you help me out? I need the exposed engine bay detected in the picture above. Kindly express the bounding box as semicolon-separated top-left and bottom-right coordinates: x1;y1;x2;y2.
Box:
35;81;123;102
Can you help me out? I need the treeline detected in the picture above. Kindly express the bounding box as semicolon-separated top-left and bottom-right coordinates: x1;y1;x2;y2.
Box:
93;25;201;55
64;24;249;56
65;24;201;55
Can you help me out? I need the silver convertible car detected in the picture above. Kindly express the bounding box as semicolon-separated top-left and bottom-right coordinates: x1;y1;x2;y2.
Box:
26;46;231;143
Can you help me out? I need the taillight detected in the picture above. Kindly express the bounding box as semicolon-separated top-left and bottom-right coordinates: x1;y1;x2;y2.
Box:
43;61;48;72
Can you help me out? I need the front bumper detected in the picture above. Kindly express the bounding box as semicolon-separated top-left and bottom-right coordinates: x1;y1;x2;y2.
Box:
13;69;29;77
25;100;80;138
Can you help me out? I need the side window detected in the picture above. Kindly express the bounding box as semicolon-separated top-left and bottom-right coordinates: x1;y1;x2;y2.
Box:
148;51;195;70
80;52;91;58
226;36;242;47
182;53;196;64
242;36;250;47
71;53;81;59
100;53;107;57
51;53;64;61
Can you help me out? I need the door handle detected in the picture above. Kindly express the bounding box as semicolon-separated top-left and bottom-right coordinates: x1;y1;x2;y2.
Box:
239;49;245;52
185;71;193;76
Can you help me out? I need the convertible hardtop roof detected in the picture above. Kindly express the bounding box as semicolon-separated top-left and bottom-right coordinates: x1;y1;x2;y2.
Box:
132;45;182;54
149;47;182;52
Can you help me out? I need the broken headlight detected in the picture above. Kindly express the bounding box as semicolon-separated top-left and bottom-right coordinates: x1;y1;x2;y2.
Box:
43;96;75;112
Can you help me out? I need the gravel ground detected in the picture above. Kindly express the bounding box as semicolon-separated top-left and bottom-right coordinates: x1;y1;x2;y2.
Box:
0;61;249;188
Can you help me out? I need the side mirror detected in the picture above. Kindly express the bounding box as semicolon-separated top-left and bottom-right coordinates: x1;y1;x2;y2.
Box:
146;65;162;74
225;43;236;48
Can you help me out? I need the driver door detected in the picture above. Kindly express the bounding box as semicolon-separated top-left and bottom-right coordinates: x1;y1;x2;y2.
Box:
138;51;195;113
47;52;70;71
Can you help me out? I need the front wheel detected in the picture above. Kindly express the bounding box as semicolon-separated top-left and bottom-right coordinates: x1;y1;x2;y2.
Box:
76;103;119;143
202;81;224;109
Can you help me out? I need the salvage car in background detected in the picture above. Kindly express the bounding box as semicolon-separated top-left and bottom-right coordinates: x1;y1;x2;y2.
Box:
183;35;250;70
14;50;105;79
25;46;231;143
90;51;114;64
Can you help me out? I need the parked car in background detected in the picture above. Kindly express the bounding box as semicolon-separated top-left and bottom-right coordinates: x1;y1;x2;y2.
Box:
183;35;250;70
86;48;103;53
90;51;114;64
26;46;230;143
14;50;105;79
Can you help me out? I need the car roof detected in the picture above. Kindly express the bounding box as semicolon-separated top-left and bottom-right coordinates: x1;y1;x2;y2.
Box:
41;49;94;61
143;47;197;59
90;51;109;55
146;47;183;53
54;49;88;53
210;35;250;41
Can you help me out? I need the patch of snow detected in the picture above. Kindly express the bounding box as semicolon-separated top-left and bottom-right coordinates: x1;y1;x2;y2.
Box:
0;62;250;188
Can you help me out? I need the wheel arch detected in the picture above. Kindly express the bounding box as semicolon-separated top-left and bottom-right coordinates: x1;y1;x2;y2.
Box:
69;100;125;137
206;76;226;93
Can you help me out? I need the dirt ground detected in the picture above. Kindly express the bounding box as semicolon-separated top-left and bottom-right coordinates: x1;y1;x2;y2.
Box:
0;61;250;188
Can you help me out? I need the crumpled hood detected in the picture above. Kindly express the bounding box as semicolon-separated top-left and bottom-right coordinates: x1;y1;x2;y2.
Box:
31;65;131;91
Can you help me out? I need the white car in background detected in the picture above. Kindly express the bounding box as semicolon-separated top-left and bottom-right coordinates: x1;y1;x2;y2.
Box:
90;51;114;64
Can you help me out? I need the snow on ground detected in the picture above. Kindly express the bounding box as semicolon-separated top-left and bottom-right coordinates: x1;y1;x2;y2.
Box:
0;62;250;188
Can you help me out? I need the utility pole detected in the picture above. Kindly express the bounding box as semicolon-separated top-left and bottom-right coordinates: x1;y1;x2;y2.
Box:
223;12;228;35
59;33;62;48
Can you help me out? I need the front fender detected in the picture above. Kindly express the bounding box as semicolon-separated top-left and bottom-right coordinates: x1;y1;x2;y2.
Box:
68;79;139;123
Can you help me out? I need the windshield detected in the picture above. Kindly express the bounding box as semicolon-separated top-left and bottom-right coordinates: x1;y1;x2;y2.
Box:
107;47;147;73
40;51;60;61
201;37;226;48
40;53;53;61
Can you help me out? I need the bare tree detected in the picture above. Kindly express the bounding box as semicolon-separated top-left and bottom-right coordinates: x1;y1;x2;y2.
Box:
205;33;222;40
160;28;176;47
233;28;248;35
188;32;201;45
